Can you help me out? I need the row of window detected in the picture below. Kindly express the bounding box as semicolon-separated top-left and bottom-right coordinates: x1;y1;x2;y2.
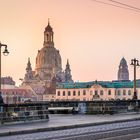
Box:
116;90;133;96
57;90;86;96
57;89;135;96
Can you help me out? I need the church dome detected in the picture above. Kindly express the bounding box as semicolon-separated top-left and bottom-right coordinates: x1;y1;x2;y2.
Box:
35;46;62;79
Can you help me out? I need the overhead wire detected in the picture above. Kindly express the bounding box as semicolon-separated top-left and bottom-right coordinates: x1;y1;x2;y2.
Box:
108;0;140;11
92;0;140;13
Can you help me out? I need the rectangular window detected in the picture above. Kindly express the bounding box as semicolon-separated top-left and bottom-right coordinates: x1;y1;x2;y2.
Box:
68;91;71;96
57;91;60;96
95;90;98;95
83;90;86;95
128;90;131;95
78;91;80;96
123;90;126;96
108;90;111;95
63;91;65;96
73;91;76;96
118;90;121;96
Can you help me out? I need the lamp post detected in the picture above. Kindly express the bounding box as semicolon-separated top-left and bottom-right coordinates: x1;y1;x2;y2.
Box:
130;58;140;100
0;42;9;104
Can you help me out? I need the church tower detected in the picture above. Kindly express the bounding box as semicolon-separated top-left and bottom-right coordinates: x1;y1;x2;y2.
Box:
118;57;129;81
24;58;33;81
65;59;73;83
35;20;62;81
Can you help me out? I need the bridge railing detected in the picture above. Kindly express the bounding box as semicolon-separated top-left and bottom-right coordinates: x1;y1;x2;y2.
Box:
0;102;49;124
48;100;140;114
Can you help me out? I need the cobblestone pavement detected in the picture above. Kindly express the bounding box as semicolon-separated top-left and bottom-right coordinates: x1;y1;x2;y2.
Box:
1;120;140;140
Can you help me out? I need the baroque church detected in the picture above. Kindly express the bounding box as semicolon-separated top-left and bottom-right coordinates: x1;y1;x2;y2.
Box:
22;21;73;96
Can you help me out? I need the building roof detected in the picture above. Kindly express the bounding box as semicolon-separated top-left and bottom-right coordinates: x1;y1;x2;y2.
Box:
57;80;137;89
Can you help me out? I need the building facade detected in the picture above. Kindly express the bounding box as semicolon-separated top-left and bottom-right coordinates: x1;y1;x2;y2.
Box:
55;81;140;101
1;77;37;104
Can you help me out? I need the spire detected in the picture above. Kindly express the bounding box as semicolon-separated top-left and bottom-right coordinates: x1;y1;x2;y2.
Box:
48;18;50;26
26;57;32;71
24;57;33;81
66;59;70;68
65;59;73;83
45;18;53;32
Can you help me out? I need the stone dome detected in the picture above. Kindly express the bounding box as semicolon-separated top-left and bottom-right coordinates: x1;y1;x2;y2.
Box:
35;46;62;80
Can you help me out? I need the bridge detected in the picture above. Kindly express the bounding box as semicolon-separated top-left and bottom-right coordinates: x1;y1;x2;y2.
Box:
0;100;139;124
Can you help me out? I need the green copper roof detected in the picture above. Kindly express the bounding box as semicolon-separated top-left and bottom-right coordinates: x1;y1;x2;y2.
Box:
57;80;139;89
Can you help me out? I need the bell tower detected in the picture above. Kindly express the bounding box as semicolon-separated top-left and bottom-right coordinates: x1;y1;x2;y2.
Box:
118;57;129;81
44;19;54;47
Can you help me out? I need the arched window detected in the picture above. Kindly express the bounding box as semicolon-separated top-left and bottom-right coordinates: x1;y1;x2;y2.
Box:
47;34;49;41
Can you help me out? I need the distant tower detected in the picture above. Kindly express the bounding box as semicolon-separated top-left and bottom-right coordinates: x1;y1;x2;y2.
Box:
118;57;129;81
65;59;73;83
24;58;33;81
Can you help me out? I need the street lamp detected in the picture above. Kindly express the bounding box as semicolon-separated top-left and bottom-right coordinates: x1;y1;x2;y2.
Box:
0;42;9;104
130;58;140;100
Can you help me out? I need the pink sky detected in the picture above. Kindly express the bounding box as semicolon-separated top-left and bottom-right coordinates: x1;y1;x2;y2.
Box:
0;0;140;85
